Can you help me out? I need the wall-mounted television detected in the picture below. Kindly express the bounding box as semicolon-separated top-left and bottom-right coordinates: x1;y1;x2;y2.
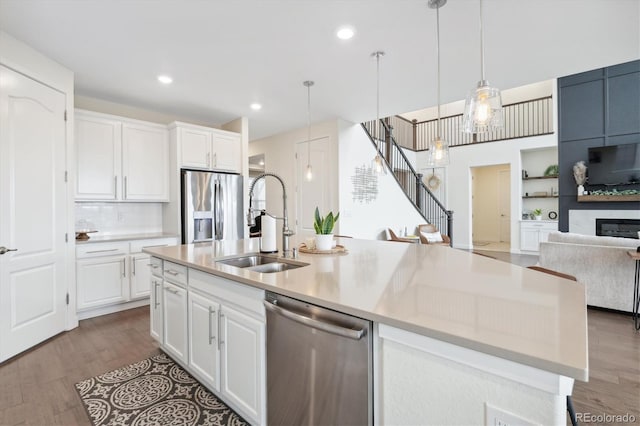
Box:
587;143;640;186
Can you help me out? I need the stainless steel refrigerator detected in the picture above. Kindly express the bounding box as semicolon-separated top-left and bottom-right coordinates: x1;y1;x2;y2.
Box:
181;170;244;244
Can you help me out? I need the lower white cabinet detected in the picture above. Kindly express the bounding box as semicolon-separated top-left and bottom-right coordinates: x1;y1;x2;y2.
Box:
188;291;221;391
520;221;557;252
220;304;264;422
150;257;164;343
151;265;265;424
130;254;152;299
163;280;188;364
76;237;178;319
77;255;128;310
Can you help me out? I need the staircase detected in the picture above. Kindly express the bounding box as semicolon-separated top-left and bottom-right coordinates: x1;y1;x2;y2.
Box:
362;119;453;242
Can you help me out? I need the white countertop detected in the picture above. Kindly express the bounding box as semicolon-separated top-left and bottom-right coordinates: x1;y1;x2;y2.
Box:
144;238;588;381
76;232;178;244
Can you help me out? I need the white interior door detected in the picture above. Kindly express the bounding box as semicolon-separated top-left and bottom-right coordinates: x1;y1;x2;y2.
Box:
0;65;68;362
498;169;511;243
296;137;331;238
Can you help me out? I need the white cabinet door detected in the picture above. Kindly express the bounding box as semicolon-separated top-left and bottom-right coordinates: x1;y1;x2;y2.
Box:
163;281;188;364
221;305;264;424
188;291;221;391
75;113;122;200
180;127;212;169
520;227;540;251
212;132;241;172
130;254;151;299
150;277;163;343
122;123;169;201
77;255;128;310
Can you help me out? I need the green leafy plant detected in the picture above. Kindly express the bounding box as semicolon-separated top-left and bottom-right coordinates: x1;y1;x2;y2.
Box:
532;208;542;216
544;164;559;176
313;207;340;235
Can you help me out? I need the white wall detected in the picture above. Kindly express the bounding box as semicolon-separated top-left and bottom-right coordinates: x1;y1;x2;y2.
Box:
75;95;220;127
248;119;339;244
448;133;557;251
338;121;426;240
75;203;163;236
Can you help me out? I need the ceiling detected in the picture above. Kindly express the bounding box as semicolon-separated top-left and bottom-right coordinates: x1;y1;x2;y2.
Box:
0;0;638;140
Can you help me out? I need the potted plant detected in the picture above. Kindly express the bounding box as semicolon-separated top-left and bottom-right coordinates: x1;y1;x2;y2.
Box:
313;207;339;251
532;208;543;220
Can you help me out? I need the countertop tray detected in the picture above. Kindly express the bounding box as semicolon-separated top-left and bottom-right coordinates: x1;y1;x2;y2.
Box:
299;243;348;255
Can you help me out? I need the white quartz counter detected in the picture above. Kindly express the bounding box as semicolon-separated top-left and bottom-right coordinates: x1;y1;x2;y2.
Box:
144;238;588;381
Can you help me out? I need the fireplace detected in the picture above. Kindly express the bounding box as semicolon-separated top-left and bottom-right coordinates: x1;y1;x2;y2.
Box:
595;219;640;239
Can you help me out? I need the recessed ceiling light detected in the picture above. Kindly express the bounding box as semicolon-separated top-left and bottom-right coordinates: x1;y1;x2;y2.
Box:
250;103;262;111
157;75;173;84
336;26;355;40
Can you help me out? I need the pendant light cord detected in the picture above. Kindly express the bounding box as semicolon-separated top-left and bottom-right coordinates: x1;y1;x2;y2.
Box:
479;0;485;82
436;5;441;139
307;82;311;163
376;52;380;149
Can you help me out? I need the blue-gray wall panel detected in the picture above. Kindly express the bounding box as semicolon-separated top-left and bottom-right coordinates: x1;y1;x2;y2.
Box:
608;72;640;136
558;80;605;141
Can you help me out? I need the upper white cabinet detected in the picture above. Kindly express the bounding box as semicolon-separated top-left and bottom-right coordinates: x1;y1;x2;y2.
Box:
171;122;242;173
75;114;122;200
75;110;169;201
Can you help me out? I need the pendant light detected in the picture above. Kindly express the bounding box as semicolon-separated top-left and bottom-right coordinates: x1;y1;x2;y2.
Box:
462;0;503;133
427;0;449;167
303;80;314;181
371;51;387;175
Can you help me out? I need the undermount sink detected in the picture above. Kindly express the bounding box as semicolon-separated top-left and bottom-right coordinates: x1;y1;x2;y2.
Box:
216;254;308;273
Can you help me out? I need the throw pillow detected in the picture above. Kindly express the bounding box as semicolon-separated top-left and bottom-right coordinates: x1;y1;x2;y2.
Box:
421;231;443;243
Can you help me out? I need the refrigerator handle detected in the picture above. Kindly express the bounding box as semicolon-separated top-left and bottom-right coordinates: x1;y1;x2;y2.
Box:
214;180;223;239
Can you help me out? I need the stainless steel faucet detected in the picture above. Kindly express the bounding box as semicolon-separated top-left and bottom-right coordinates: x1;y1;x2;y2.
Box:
247;173;295;258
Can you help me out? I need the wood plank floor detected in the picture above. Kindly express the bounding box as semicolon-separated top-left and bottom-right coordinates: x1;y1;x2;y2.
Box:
0;307;159;425
0;305;638;425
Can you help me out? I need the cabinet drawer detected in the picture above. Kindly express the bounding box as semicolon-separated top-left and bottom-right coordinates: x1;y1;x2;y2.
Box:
76;242;129;259
189;269;264;318
149;256;163;278
130;237;178;253
163;261;187;286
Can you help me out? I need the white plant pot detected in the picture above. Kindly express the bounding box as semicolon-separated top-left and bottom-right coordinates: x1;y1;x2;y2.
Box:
315;234;334;251
577;184;584;196
535;215;542;221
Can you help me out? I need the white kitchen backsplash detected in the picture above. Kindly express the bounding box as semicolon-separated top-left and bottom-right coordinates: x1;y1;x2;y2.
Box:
75;203;163;236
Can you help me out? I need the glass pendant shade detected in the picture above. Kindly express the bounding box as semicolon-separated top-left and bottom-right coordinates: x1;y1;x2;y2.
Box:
427;137;449;167
305;164;313;181
462;80;503;133
371;153;386;175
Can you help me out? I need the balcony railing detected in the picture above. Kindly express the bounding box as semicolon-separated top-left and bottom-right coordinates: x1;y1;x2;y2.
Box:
391;96;554;151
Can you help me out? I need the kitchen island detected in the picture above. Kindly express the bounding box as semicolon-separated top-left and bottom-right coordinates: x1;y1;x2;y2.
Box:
145;238;588;425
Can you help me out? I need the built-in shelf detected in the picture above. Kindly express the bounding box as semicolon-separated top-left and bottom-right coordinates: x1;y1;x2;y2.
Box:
522;175;559;180
577;194;640;202
523;195;559;199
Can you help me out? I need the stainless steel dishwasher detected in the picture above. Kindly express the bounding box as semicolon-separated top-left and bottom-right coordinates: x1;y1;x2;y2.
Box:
264;291;372;426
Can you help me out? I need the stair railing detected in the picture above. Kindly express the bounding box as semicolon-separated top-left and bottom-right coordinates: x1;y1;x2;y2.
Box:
362;119;453;243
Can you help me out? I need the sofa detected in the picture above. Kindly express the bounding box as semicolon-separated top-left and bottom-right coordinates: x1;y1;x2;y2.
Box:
538;232;639;312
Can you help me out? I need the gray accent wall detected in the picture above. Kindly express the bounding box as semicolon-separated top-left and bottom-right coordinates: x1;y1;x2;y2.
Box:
557;60;640;232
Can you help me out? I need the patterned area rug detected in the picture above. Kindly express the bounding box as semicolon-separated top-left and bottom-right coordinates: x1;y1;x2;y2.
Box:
75;351;248;426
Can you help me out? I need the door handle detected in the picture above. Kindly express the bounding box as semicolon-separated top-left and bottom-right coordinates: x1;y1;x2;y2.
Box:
86;248;118;254
154;281;160;308
132;257;136;276
263;300;366;340
0;247;18;255
164;269;179;276
209;306;216;345
114;176;117;198
218;310;223;350
122;258;126;278
124;176;128;199
164;285;179;295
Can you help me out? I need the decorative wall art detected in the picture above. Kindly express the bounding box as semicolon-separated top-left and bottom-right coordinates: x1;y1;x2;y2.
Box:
351;164;378;203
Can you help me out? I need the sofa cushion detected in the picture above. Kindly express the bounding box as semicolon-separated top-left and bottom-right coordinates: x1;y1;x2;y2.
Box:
421;231;443;243
547;231;639;248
